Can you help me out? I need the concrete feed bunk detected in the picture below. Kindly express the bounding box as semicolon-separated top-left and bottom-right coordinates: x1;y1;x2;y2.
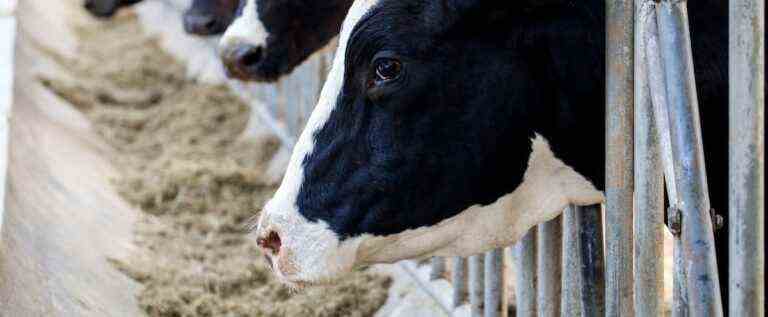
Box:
0;1;390;316
0;0;141;315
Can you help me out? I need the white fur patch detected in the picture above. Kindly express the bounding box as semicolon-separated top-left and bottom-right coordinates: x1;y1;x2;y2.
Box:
218;0;267;50
255;0;381;284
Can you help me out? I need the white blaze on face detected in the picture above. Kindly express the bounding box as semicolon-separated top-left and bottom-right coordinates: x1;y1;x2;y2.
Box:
218;0;267;50
255;0;381;284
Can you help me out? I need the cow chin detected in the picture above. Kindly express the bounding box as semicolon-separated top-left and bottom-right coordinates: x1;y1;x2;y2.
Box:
254;204;365;287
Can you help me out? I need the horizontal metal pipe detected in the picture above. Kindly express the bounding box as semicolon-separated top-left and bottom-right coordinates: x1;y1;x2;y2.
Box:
729;0;765;314
656;2;724;315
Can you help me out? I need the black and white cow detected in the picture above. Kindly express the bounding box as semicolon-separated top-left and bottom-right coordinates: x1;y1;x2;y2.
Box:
253;0;734;292
218;0;353;81
83;0;143;18
183;0;240;36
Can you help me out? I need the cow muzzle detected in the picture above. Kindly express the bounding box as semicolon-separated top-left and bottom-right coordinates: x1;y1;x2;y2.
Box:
252;204;362;286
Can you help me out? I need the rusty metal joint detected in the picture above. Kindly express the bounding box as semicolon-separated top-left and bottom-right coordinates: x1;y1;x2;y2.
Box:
709;208;724;232
667;206;682;236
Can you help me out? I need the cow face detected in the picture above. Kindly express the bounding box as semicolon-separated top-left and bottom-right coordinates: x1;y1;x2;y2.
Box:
183;0;239;36
83;0;143;18
253;0;606;287
218;0;352;82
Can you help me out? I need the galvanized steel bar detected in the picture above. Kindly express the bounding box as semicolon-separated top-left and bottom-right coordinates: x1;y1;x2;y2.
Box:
469;254;486;317
642;5;688;315
656;2;724;315
430;257;446;280
536;217;561;317
729;0;765;314
560;206;582;316
452;257;468;307
514;230;537;317
633;3;665;315
606;0;635;314
484;249;506;317
577;204;606;317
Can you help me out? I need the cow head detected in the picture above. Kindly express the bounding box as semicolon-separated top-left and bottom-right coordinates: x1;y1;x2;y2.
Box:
83;0;143;18
253;0;605;287
183;0;239;36
218;0;353;82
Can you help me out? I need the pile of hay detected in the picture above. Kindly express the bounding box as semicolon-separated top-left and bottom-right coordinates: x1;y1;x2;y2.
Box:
40;12;390;317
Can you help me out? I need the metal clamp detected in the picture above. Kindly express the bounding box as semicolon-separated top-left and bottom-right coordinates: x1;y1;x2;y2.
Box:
667;206;682;236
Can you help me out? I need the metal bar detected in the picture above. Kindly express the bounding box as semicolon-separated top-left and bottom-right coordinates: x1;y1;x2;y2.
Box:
560;206;582;316
484;249;506;317
431;257;446;280
536;217;562;317
470;254;486;317
514;230;537;317
577;204;606;316
633;3;665;315
656;2;724;315
606;0;635;314
452;257;468;307
729;0;765;314
672;232;689;317
642;5;688;315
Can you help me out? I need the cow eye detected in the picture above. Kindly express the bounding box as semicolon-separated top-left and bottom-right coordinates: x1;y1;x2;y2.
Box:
374;58;402;82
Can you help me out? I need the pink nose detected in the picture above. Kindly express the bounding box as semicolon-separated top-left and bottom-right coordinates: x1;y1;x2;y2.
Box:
256;230;281;255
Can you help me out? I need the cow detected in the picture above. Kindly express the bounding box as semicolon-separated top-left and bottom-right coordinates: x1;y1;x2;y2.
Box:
218;0;353;82
83;0;143;18
183;0;240;36
251;0;735;299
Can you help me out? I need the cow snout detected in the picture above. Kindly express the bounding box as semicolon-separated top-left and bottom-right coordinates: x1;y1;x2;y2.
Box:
183;12;225;36
220;44;264;80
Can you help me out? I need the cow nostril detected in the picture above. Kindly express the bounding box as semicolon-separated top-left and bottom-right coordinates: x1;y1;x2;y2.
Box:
203;19;218;31
257;230;281;255
83;1;94;10
239;46;263;67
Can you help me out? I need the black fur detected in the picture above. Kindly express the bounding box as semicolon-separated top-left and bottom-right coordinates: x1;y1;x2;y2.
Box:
183;0;239;36
296;0;744;302
230;0;353;81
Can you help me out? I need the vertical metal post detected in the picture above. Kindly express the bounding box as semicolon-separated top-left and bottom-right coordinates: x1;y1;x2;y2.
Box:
453;257;469;307
560;206;582;316
536;217;562;317
729;0;765;314
577;204;606;317
606;0;635;315
484;249;506;317
657;2;724;315
431;257;446;280
642;4;687;315
514;230;537;317
470;254;486;317
633;2;665;315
